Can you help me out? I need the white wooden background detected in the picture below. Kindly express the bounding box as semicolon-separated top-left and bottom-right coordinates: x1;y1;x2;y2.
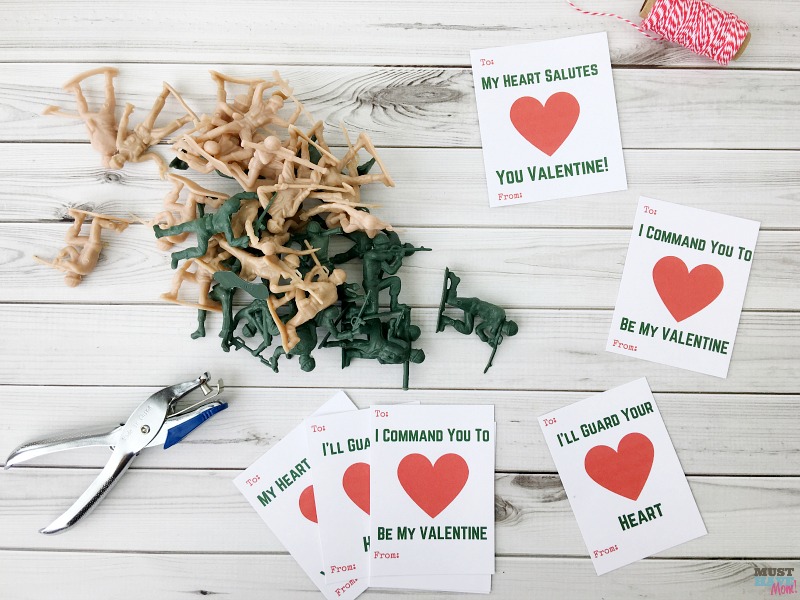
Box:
1;1;799;598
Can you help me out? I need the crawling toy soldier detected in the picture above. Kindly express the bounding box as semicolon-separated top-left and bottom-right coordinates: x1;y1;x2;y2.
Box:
436;268;518;373
322;310;424;389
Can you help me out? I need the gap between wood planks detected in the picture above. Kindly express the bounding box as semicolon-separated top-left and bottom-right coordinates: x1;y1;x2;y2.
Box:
0;548;795;561
0;301;794;315
0;58;797;73
0;383;797;395
2;140;799;153
4;219;798;232
5;465;800;479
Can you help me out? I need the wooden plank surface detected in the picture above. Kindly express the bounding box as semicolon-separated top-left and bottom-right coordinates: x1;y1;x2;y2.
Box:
1;469;797;557
0;0;794;69
2;387;797;476
1;145;797;230
2;65;800;150
2;224;795;309
1;305;798;392
1;553;795;600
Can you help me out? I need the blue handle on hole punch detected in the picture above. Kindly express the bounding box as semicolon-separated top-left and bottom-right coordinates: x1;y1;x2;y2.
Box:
164;403;228;449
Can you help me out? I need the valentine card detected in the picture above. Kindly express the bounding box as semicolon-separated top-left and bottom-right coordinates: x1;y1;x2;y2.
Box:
233;391;367;600
370;405;495;578
539;378;706;575
307;407;493;594
470;32;627;208
606;196;760;377
307;408;372;583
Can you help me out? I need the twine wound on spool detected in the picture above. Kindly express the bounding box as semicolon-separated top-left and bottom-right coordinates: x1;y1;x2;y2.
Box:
640;0;750;64
565;0;751;65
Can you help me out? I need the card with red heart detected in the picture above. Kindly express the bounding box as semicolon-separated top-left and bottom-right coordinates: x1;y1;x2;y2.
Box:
470;32;627;208
606;197;760;377
233;391;367;600
307;407;492;594
539;378;706;575
369;405;496;578
306;408;373;584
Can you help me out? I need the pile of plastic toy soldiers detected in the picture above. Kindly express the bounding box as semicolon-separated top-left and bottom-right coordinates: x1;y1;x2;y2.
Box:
37;67;427;386
141;70;429;388
40;68;519;386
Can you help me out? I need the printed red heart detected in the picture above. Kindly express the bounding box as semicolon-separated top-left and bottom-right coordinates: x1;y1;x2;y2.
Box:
652;256;724;322
397;453;469;518
342;462;370;515
584;433;654;501
298;485;317;523
509;92;580;156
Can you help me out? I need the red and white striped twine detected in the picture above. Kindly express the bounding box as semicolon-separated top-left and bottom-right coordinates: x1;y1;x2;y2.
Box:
565;0;750;65
565;0;664;40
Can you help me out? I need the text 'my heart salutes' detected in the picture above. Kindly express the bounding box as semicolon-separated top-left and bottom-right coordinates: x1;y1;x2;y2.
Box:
342;462;370;515
509;92;580;156
652;256;724;322
397;453;469;518
584;433;654;501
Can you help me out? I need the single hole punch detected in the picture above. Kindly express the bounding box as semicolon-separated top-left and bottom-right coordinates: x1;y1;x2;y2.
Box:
4;372;228;534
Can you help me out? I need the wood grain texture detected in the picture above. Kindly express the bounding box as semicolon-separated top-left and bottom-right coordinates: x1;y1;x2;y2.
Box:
1;145;798;230
0;0;794;68
0;305;797;392
3;64;800;149
0;553;795;600
1;387;797;476
0;469;797;556
2;224;794;309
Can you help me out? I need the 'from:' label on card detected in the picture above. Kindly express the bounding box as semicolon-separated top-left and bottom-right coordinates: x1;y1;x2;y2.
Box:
606;196;760;378
470;32;627;208
539;378;707;575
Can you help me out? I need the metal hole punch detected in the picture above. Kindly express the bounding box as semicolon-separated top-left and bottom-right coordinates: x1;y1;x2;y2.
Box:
4;372;227;535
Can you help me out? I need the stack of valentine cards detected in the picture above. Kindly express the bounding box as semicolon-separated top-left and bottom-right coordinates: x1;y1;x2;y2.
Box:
234;392;496;598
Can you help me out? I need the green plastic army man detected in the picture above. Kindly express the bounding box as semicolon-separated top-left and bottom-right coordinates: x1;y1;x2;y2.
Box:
361;233;430;314
153;192;255;268
436;268;518;373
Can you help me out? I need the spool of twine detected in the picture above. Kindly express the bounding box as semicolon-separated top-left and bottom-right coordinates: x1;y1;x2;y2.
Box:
640;0;750;65
564;0;751;65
